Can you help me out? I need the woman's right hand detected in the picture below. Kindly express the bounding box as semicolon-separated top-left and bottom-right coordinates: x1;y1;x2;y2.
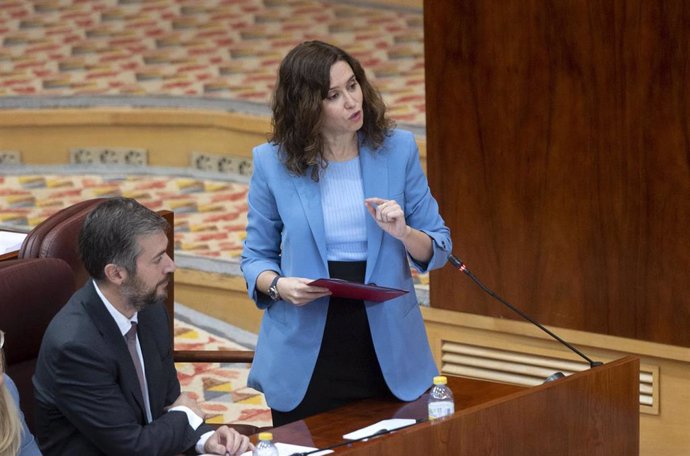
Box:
277;277;331;306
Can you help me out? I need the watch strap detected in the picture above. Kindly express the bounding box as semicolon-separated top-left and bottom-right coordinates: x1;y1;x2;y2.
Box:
268;275;282;300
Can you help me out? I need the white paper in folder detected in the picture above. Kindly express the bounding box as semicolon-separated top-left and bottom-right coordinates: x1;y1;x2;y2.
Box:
342;418;417;440
0;231;27;254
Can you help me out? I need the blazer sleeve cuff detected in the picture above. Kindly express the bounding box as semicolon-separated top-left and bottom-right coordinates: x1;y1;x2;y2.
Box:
242;262;282;309
409;230;452;273
195;431;214;454
167;405;203;430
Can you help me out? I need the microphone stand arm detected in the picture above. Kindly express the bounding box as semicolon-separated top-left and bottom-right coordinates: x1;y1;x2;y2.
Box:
448;254;602;369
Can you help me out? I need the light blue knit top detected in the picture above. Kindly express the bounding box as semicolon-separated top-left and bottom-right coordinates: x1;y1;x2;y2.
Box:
319;156;368;261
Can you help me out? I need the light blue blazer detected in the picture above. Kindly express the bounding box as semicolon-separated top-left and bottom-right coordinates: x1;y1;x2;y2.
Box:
241;129;452;411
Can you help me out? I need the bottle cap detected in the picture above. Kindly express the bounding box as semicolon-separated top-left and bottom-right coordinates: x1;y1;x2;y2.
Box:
433;375;448;385
258;432;273;441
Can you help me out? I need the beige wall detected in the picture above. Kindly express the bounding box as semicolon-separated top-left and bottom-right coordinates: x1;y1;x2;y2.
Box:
0;108;427;170
0;109;269;166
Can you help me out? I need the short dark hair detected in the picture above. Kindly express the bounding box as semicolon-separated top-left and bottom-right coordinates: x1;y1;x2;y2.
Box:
79;197;169;280
270;40;394;180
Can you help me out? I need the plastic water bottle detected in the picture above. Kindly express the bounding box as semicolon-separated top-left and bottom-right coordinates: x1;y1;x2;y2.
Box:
428;375;455;420
253;432;279;456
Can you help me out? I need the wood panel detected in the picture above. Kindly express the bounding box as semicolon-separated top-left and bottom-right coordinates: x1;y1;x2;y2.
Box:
266;357;639;455
422;307;690;455
425;0;690;346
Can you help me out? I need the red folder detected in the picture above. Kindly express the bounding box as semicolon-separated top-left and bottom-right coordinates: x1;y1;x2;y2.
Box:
308;278;408;302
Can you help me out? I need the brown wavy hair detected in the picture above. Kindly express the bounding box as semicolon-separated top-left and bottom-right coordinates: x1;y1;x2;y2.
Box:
270;40;394;181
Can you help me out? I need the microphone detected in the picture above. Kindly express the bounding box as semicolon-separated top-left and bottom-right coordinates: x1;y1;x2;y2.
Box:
448;254;602;382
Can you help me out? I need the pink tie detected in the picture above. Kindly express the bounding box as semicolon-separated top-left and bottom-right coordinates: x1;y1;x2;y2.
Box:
124;322;147;404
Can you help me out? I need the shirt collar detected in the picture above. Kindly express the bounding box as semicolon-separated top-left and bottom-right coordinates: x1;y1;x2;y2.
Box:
93;280;138;337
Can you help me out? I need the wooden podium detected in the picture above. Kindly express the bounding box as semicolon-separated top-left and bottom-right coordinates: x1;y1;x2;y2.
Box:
269;356;639;455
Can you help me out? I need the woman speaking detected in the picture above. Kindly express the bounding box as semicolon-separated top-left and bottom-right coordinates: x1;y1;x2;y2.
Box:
241;40;451;426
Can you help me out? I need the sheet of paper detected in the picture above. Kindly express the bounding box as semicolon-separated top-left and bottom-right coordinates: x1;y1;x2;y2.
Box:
238;442;333;456
342;418;417;440
0;231;27;254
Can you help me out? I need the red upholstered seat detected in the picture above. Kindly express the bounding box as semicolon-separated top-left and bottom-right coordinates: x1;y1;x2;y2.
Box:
0;258;75;432
19;198;106;289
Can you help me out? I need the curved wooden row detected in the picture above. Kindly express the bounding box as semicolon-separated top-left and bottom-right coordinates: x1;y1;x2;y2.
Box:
0;108;427;170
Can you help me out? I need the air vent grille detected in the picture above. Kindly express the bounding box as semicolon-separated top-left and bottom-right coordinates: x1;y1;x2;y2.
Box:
441;341;658;415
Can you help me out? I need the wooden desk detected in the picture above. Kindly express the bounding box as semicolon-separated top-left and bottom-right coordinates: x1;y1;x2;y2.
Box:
268;356;639;455
0;251;18;261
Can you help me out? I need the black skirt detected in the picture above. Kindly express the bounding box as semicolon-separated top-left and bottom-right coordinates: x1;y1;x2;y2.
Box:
270;261;393;427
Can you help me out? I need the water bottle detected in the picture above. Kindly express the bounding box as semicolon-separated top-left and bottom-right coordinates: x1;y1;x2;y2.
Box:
253;432;279;456
428;375;455;420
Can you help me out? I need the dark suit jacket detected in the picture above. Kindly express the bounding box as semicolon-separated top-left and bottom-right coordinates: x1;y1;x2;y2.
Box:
33;281;211;456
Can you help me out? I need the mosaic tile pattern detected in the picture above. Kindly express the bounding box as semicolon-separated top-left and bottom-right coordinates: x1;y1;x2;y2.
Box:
174;318;271;427
0;0;425;126
0;173;248;259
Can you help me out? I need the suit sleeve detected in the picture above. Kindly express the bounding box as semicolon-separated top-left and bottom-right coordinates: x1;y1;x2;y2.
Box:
400;133;452;272
49;340;201;456
156;308;215;454
241;147;284;309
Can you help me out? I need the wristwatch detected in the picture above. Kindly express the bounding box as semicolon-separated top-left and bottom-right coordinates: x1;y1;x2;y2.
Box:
268;275;282;301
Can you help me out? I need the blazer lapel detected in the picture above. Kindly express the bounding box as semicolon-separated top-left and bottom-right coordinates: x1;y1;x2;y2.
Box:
292;169;329;271
360;144;388;283
82;283;148;423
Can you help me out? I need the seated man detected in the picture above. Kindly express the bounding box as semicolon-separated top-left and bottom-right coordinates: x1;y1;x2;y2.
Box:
33;197;251;456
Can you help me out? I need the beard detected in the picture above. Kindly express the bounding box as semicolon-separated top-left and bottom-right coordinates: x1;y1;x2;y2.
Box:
121;274;170;312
